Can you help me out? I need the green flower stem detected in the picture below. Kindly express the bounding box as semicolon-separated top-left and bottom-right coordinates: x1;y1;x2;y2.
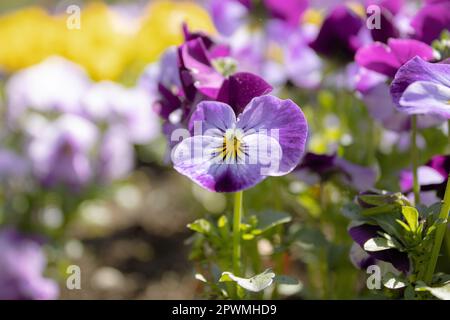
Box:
411;115;420;205
232;191;243;276
424;174;450;284
232;191;244;299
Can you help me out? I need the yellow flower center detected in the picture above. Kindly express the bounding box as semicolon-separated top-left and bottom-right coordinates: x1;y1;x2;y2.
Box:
214;130;245;162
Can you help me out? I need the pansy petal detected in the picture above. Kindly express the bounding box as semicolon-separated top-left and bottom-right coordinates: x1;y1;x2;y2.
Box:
188;101;237;135
172;135;225;192
210;0;248;36
399;81;450;118
172;134;281;192
236;96;307;175
355;42;399;77
217;72;272;115
391;57;450;107
349;224;410;273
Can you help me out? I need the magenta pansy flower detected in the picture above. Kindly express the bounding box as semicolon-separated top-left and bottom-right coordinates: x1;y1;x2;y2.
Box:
171;95;308;192
355;38;436;78
390;57;450;119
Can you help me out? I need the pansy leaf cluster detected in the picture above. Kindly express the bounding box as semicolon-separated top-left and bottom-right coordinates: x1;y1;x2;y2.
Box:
344;190;450;299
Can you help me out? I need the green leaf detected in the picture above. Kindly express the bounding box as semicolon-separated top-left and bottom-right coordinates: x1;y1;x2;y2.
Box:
187;219;211;234
363;237;396;252
396;219;411;232
383;273;407;289
219;269;276;292
401;206;419;232
415;282;450;300
255;211;291;233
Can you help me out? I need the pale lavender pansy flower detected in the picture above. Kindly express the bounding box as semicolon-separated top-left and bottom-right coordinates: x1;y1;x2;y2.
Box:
230;21;322;89
210;0;249;36
97;127;134;183
362;82;443;132
82;81;160;144
390;57;450;119
355;38;436;78
5;56;90;125
172;95;308;192
0;149;30;182
27;114;98;190
0;228;59;300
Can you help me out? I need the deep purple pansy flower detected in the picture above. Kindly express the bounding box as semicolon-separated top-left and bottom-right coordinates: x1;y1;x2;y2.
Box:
309;5;365;61
390;57;450;119
0;228;59;300
411;0;450;45
293;152;377;191
171;95;308;192
349;224;410;273
355;38;436;78
400;155;449;205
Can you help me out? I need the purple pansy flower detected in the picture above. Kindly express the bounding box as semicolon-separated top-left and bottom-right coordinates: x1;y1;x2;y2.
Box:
400;155;449;205
231;21;322;89
82;81;160;144
263;0;309;27
349;224;410;273
350;242;377;270
362;82;443;132
178;24;232;102
210;0;250;36
0;228;59;300
97;127;134;183
171;95;308;192
27;114;98;190
390;57;450;119
309;5;365;61
0;149;30;182
411;0;450;45
210;0;308;36
293;152;377;191
355;38;436;78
